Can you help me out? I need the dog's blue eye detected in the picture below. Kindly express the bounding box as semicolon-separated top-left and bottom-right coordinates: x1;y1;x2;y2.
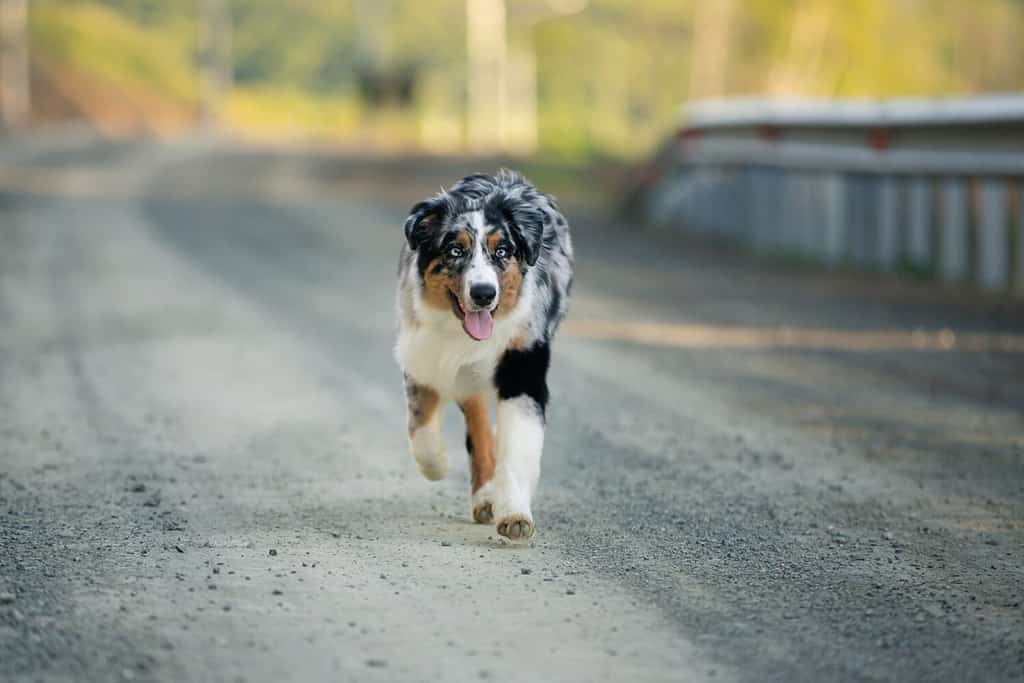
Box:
495;246;509;259
448;245;463;258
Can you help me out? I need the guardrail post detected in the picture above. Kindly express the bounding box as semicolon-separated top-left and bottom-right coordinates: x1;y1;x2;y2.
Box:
823;173;846;266
907;178;932;271
1016;185;1024;295
941;178;969;282
978;180;1009;290
878;176;899;269
849;175;867;267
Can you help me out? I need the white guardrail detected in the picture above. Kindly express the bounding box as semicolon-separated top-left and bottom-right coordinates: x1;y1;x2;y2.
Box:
641;95;1024;294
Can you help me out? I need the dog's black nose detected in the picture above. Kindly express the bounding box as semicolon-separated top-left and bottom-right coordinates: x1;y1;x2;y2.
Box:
469;283;497;307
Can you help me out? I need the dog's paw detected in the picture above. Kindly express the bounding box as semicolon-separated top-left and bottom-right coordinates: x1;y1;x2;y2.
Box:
496;513;534;541
471;480;496;524
410;430;447;481
472;501;494;524
414;452;448;481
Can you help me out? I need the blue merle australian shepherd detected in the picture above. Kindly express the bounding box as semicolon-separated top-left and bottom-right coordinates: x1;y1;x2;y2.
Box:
396;170;573;541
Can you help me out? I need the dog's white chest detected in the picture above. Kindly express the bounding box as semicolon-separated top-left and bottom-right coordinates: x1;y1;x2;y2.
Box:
396;319;520;400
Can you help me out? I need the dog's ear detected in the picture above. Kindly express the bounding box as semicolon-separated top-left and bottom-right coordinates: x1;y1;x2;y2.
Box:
404;198;447;250
497;197;545;267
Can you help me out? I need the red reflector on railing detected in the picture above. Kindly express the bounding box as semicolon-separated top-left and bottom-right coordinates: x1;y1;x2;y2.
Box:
867;127;891;150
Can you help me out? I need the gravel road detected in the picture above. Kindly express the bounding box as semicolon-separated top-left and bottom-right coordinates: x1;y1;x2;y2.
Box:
1;138;1022;682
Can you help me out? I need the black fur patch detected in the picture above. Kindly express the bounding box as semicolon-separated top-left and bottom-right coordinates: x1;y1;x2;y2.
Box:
485;193;544;267
404;198;447;250
494;342;550;413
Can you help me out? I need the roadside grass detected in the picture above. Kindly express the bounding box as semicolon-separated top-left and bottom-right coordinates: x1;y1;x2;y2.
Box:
30;2;198;109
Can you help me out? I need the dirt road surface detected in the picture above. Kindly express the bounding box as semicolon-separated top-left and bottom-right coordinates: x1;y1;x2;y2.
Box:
1;138;1022;682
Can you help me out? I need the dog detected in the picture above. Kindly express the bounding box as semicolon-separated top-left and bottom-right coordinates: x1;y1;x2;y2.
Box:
395;170;573;541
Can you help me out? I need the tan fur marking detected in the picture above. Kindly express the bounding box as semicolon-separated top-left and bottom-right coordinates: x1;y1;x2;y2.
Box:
406;381;440;435
420;231;472;312
507;332;529;350
495;257;523;317
486;231;503;252
421;257;460;311
461;394;495;493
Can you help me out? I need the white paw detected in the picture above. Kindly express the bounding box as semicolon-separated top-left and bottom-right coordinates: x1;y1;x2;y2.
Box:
491;473;535;540
496;512;534;541
410;429;447;481
471;480;496;524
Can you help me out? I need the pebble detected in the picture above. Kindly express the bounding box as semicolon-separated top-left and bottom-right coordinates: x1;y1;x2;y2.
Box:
366;659;387;668
269;549;278;556
441;541;452;547
520;568;532;575
0;592;14;605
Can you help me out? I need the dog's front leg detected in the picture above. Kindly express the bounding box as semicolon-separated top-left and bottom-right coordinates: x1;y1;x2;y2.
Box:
491;342;550;541
492;395;544;540
404;375;447;480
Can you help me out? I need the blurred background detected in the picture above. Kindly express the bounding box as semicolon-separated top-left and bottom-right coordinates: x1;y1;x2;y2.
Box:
3;4;1024;681
4;0;1024;160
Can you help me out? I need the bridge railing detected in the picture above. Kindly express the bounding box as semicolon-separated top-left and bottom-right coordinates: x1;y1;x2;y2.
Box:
639;96;1024;294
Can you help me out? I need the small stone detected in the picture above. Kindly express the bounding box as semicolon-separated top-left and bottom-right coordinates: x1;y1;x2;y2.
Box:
520;568;532;575
366;659;386;668
174;545;185;554
566;589;575;595
441;541;452;547
272;589;283;596
0;592;14;605
268;549;278;556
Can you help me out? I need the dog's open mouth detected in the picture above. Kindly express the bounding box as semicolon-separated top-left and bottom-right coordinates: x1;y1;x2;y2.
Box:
448;290;494;341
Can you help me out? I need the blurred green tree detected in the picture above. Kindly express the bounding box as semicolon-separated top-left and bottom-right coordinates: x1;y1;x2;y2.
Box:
26;0;1024;157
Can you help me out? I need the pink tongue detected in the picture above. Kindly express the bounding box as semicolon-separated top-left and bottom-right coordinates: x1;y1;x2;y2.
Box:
463;310;494;340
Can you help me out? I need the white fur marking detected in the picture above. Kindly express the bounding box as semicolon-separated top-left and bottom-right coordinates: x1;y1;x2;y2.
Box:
473;479;496;508
463;210;498;306
492;396;544;529
409;408;447;481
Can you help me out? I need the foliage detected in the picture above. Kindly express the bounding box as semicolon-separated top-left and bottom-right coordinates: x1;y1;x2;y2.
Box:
28;0;1024;158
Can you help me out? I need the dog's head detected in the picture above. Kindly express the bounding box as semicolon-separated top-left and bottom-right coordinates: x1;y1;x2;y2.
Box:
404;173;543;341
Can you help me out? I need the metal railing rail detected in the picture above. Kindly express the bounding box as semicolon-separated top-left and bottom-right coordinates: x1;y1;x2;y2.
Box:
641;95;1024;294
